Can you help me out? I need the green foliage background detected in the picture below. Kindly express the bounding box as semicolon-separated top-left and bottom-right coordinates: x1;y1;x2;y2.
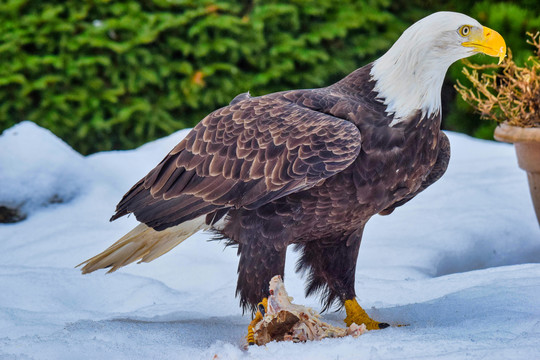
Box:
0;0;539;154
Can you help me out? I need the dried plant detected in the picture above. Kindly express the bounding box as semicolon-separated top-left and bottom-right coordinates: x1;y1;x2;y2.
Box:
455;32;540;128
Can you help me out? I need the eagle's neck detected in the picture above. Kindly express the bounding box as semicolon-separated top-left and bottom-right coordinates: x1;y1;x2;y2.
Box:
370;32;456;126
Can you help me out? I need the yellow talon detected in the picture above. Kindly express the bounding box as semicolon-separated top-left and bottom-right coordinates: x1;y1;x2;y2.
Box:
344;298;389;330
246;298;268;345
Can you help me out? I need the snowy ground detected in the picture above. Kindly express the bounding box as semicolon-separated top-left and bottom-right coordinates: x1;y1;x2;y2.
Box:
0;121;539;360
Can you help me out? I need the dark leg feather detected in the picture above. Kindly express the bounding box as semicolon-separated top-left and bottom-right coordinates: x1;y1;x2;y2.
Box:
222;203;294;314
295;227;364;311
236;239;286;313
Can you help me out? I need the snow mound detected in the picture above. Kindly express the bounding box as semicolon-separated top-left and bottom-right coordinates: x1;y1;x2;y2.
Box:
0;121;90;221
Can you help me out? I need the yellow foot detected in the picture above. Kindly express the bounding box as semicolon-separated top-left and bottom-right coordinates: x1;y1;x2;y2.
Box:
344;298;389;330
246;298;268;345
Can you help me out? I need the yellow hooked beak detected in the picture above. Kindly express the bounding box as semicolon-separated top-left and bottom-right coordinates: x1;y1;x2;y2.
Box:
463;26;506;64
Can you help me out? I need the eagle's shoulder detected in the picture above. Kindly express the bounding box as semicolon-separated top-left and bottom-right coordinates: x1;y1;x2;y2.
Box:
229;91;251;105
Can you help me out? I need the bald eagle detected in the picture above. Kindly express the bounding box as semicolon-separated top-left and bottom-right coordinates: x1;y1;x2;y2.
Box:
80;12;505;342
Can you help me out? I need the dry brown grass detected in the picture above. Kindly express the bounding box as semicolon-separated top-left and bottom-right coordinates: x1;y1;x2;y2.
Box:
455;32;540;128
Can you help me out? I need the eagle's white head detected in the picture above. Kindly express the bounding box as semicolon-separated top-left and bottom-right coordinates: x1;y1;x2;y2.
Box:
370;12;506;125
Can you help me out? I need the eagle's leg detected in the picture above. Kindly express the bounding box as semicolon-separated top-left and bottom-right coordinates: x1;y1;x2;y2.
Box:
296;228;388;330
236;236;286;345
246;298;268;345
343;298;389;330
236;241;287;311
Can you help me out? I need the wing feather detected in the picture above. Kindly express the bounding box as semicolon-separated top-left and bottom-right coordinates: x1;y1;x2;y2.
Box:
111;91;362;230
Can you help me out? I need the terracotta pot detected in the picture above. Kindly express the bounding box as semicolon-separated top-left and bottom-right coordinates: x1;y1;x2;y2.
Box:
494;123;540;226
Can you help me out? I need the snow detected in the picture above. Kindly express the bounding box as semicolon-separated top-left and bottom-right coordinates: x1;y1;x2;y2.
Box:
1;121;539;359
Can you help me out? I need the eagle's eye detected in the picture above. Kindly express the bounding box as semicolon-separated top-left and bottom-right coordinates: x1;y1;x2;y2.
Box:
458;25;471;37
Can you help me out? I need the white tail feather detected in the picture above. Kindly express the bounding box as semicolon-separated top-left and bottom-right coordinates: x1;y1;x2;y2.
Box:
78;217;208;274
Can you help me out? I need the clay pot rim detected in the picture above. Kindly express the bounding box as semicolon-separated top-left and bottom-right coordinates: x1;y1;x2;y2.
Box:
494;123;540;144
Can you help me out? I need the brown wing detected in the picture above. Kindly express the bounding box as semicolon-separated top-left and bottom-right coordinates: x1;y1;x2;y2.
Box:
111;91;362;231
